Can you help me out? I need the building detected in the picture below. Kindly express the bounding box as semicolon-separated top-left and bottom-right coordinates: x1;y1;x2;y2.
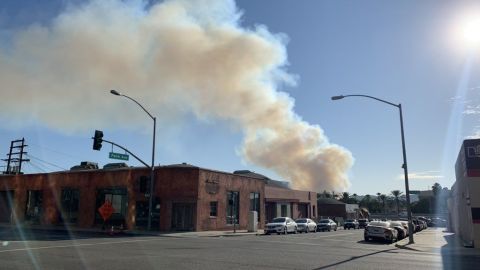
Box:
233;170;317;224
450;139;480;248
0;164;316;231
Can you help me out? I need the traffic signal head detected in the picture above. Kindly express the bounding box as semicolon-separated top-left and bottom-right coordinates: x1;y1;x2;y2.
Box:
92;130;103;151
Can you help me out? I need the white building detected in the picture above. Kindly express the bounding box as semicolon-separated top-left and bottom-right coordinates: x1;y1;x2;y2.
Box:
450;139;480;248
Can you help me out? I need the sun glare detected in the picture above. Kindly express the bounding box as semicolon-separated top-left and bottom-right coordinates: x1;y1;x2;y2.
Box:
455;12;480;50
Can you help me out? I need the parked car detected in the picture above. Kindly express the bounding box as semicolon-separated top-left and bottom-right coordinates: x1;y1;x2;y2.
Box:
389;221;407;240
295;218;317;233
344;219;359;230
430;217;447;227
265;217;298;235
412;219;421;232
399;220;410;236
316;219;337;232
358;219;369;229
364;221;398;243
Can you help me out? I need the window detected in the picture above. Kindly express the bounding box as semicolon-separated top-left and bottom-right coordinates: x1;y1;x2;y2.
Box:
25;190;43;223
312;205;316;217
60;188;80;224
95;187;127;226
281;204;287;217
226;191;239;225
249;192;260;221
210;201;217;217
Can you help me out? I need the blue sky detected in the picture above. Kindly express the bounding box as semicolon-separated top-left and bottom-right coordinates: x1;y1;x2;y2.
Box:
1;0;479;195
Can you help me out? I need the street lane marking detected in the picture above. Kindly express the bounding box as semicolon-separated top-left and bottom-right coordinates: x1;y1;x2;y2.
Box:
0;237;167;253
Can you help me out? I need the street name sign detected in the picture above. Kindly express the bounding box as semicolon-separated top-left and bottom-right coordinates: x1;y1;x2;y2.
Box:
109;152;129;161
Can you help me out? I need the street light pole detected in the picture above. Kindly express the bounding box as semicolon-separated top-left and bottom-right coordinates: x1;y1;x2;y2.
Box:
331;94;414;244
110;90;156;231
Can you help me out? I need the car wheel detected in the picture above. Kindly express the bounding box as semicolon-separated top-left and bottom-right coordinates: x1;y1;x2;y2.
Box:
334;226;337;231
328;227;331;232
305;227;308;233
294;227;297;234
313;227;317;233
265;232;270;235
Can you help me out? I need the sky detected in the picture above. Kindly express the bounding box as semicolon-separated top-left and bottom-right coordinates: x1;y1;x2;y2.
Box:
1;0;480;196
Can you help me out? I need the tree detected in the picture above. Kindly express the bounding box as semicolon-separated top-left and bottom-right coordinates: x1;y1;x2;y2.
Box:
431;183;442;213
432;183;442;197
391;190;403;216
341;192;350;203
379;194;387;214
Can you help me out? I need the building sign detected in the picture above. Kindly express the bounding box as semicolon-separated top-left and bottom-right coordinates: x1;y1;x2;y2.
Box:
464;139;480;177
205;179;220;194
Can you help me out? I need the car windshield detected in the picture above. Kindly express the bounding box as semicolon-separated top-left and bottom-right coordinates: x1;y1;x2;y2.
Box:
368;221;389;227
272;218;286;223
319;219;330;223
390;221;402;226
296;219;307;223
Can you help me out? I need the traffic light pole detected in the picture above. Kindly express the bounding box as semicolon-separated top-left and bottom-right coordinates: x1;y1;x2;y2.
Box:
96;138;150;168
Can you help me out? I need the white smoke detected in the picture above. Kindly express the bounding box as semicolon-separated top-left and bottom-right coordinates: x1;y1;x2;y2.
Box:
0;0;353;191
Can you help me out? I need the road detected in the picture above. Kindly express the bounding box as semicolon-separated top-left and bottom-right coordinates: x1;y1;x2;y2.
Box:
0;227;476;270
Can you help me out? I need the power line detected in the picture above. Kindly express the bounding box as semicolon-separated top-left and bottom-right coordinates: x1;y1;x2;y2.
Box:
25;154;66;171
27;161;47;173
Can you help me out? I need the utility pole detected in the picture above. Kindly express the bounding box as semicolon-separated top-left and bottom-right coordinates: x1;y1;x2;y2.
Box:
2;138;30;175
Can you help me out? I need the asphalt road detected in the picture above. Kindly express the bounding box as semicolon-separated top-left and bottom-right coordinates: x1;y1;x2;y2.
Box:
0;228;475;270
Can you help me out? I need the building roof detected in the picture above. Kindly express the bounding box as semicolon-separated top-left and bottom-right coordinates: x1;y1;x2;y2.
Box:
233;170;270;180
317;198;346;205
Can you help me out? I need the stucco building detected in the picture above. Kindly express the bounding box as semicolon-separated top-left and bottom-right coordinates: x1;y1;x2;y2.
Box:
450;139;480;248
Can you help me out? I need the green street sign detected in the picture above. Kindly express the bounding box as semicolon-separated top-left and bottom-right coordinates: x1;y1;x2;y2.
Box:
109;152;129;161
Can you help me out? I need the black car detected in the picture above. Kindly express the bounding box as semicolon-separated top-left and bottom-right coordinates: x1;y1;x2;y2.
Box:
358;219;369;228
344;219;359;230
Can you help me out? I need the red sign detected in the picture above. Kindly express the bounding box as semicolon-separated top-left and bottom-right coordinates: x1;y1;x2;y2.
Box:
98;200;115;221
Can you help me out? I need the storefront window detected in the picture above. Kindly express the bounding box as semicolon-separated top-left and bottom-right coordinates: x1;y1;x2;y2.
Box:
25;190;42;223
226;191;239;225
249;192;260;221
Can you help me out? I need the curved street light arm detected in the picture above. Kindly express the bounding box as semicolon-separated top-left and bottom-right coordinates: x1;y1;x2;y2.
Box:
120;94;155;120
337;94;399;108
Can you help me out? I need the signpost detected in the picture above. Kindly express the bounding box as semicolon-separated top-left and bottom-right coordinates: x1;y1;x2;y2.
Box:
98;200;115;222
109;152;129;161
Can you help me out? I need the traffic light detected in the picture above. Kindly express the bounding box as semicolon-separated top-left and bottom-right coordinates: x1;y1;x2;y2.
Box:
92;130;103;151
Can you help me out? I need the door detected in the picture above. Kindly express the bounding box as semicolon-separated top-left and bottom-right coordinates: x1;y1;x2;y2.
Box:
265;202;276;223
171;203;195;231
0;191;14;223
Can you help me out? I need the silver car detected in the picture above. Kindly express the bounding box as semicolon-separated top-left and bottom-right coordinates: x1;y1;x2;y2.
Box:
265;217;298;235
364;221;398;243
295;218;317;233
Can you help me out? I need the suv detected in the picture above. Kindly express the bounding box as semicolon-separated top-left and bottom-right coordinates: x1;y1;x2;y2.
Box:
344;219;359;230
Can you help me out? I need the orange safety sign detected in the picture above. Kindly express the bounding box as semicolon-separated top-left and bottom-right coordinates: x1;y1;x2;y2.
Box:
98;200;115;221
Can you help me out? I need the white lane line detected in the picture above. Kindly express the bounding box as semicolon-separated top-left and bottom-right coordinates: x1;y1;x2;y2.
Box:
0;238;164;253
309;233;355;239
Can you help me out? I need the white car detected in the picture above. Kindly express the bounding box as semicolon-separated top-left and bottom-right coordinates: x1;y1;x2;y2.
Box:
364;221;398;243
295;218;317;233
265;217;298;235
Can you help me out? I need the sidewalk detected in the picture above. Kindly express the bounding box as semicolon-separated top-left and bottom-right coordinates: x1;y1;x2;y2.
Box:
395;227;480;256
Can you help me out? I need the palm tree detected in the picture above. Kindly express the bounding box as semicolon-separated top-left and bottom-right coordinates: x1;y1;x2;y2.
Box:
391;190;403;216
379;194;387;215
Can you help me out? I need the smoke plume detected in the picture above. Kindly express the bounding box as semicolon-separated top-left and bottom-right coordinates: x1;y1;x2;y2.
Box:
0;0;353;191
